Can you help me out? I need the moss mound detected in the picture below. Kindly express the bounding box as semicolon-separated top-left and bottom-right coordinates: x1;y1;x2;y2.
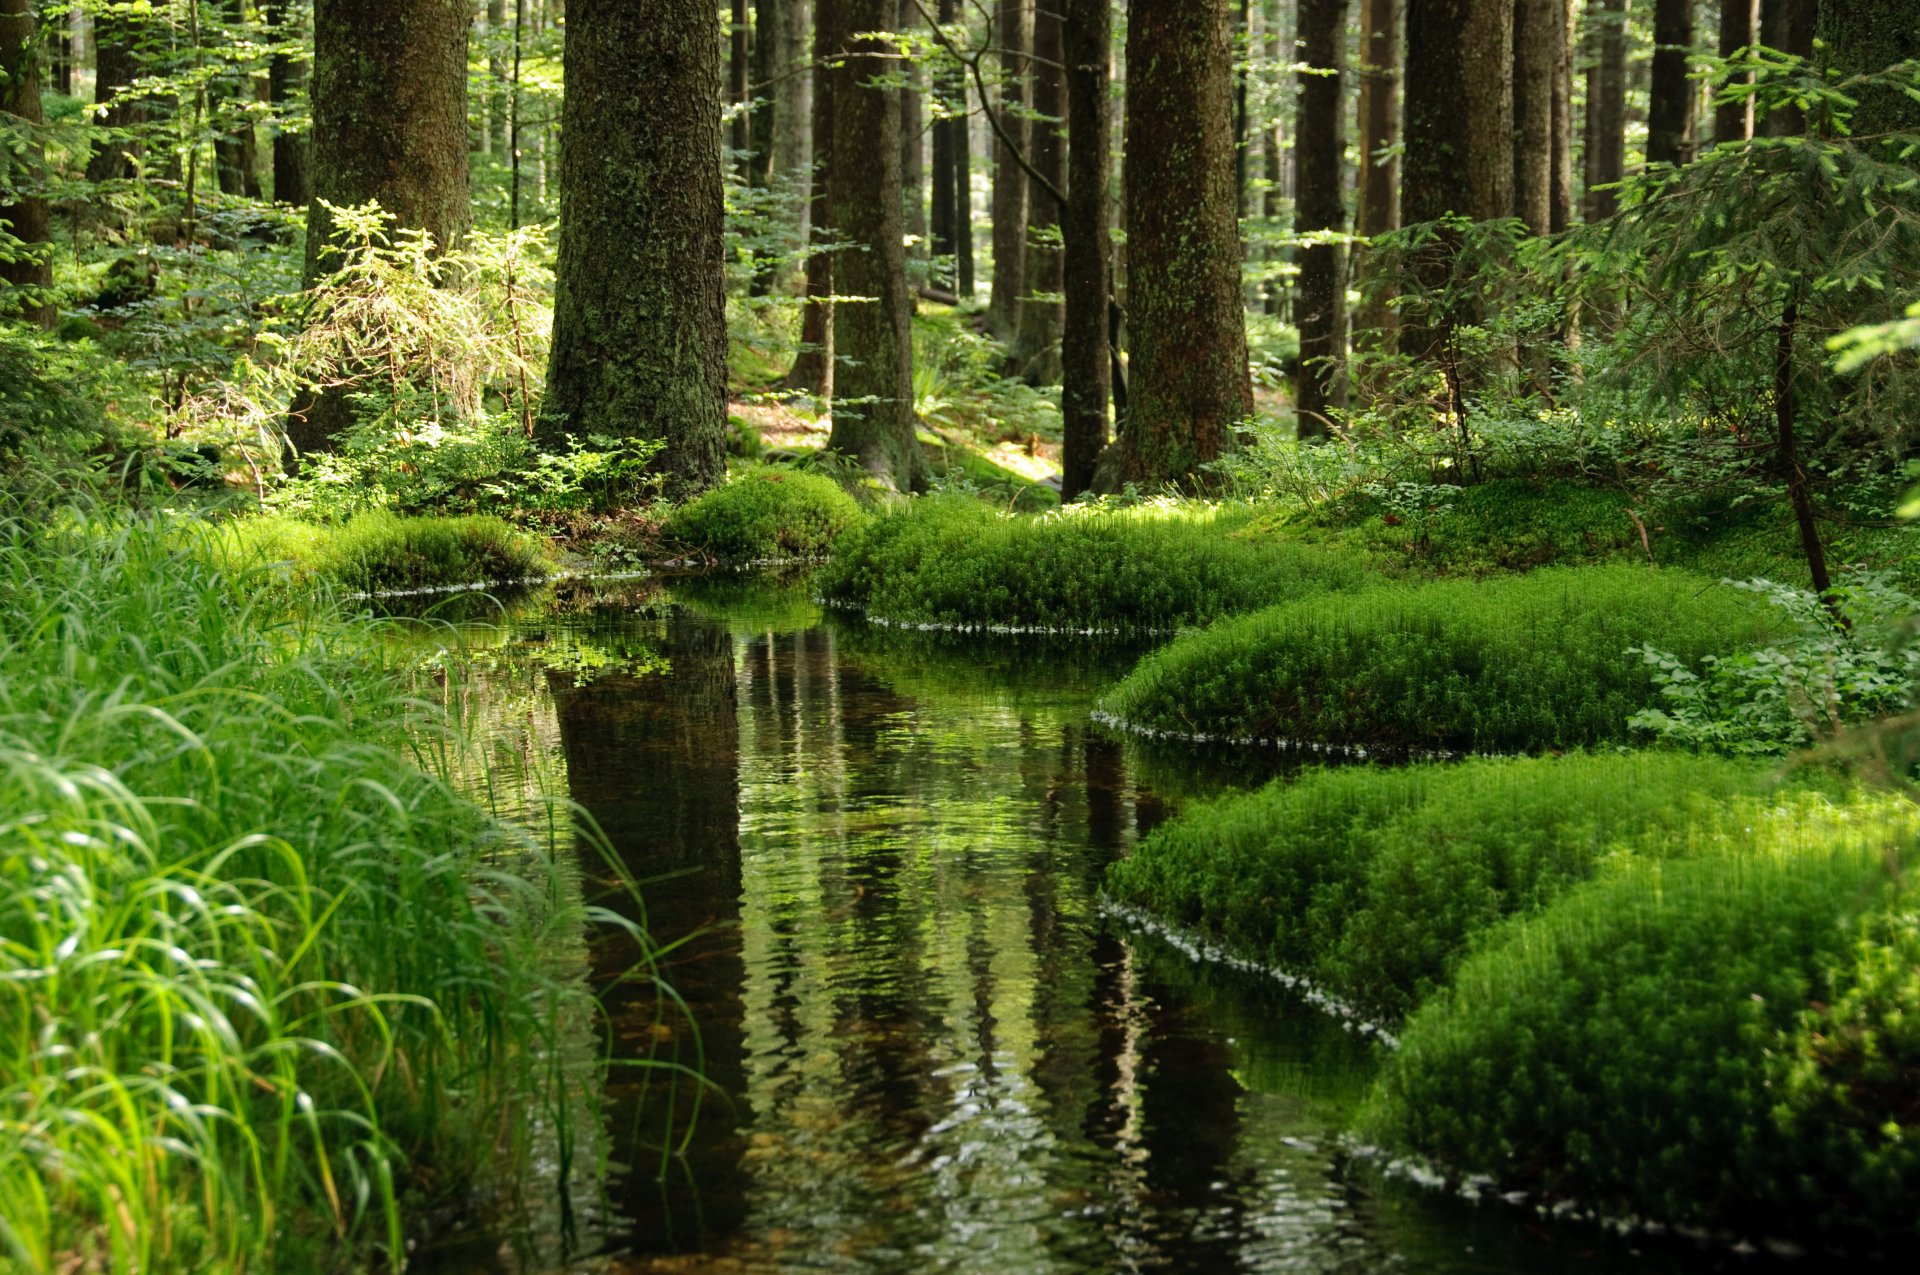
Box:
665;467;863;561
816;497;1369;631
1106;752;1781;1019
1365;792;1920;1245
1099;564;1790;754
231;510;555;593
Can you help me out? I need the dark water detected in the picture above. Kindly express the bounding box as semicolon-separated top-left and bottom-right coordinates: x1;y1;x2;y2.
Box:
413;576;1762;1275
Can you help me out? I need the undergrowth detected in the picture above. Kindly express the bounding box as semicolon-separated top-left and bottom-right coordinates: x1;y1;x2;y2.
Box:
1099;565;1790;753
816;496;1368;631
664;467;863;562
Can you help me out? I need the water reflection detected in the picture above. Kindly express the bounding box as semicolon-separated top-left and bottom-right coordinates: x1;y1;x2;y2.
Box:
427;578;1746;1274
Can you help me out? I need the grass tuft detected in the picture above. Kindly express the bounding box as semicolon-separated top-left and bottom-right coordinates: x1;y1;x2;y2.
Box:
664;467;864;562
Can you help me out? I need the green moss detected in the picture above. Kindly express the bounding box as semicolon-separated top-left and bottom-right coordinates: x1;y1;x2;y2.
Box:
1287;479;1644;574
1099;564;1792;753
664;467;864;561
1364;791;1920;1243
228;511;555;594
816;496;1370;631
1106;753;1783;1019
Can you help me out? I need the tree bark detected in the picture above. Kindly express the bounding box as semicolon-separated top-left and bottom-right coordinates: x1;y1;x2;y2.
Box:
785;4;835;396
731;0;751;169
1512;0;1557;232
823;0;926;490
1584;0;1626;219
987;0;1028;340
1549;0;1576;230
752;0;779;187
541;0;728;500
953;67;973;297
931;0;961;289
772;0;812;185
1060;0;1111;498
86;5;149;183
1817;0;1920;135
1715;0;1757;144
265;0;311;205
897;0;926;261
1294;0;1348;440
1355;0;1400;241
1096;0;1251;492
0;0;52;326
1010;0;1064;383
1404;0;1513;225
1646;0;1694;167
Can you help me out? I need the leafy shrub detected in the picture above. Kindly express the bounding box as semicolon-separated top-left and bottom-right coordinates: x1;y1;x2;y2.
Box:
1099;565;1790;753
816;496;1369;631
230;509;555;593
1631;572;1920;755
664;467;863;561
1105;753;1778;1019
0;514;607;1270
1365;792;1920;1244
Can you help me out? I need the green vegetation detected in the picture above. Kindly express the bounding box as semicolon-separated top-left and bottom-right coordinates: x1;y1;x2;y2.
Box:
1100;565;1790;753
0;514;615;1271
1106;753;1782;1019
228;510;555;594
1366;794;1920;1245
816;497;1368;632
663;467;864;562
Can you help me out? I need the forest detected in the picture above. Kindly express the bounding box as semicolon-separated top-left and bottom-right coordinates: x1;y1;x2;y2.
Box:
1;0;1919;1271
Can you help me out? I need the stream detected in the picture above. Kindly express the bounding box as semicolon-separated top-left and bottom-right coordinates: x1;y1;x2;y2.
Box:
411;575;1758;1274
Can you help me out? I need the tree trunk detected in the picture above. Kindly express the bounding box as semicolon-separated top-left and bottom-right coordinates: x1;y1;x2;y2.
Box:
1549;0;1576;230
1235;0;1251;210
954;70;974;298
0;0;52;327
1584;0;1626;219
931;0;961;290
1512;0;1557;232
487;0;507;158
1264;0;1290;317
1294;0;1348;440
1404;0;1513;225
1715;0;1757;144
290;0;474;456
823;0;926;491
265;0;311;205
1817;0;1920;135
785;4;835;396
1060;0;1111;498
988;0;1028;341
86;6;148;183
1096;0;1251;492
1010;1;1065;383
1355;0;1400;241
730;0;750;169
752;0;779;186
1646;0;1693;166
541;0;727;500
214;0;262;198
772;0;812;186
897;0;926;263
46;4;68;97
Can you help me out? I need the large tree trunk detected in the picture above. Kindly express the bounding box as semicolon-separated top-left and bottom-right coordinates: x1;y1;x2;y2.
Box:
1294;0;1348;440
86;6;149;184
823;0;926;491
542;0;727;501
1549;0;1576;231
1512;0;1557;232
265;0;311;205
290;0;472;456
1584;0;1626;219
1646;0;1693;167
784;6;835;396
1817;0;1920;135
1010;1;1065;383
214;0;262;198
987;0;1028;341
1405;0;1513;225
1096;0;1250;492
1353;0;1400;344
1716;0;1758;144
1060;0;1111;498
0;0;52;327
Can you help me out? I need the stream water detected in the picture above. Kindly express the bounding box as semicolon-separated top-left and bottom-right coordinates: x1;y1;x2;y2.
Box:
412;575;1762;1275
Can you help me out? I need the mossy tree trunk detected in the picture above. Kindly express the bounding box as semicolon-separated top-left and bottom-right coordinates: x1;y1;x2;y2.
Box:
1095;0;1251;493
1294;0;1348;441
1646;0;1694;167
265;0;311;205
541;0;729;502
1818;0;1920;136
987;0;1028;342
1010;2;1065;383
822;0;927;491
1060;0;1111;499
289;0;472;457
0;0;52;327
